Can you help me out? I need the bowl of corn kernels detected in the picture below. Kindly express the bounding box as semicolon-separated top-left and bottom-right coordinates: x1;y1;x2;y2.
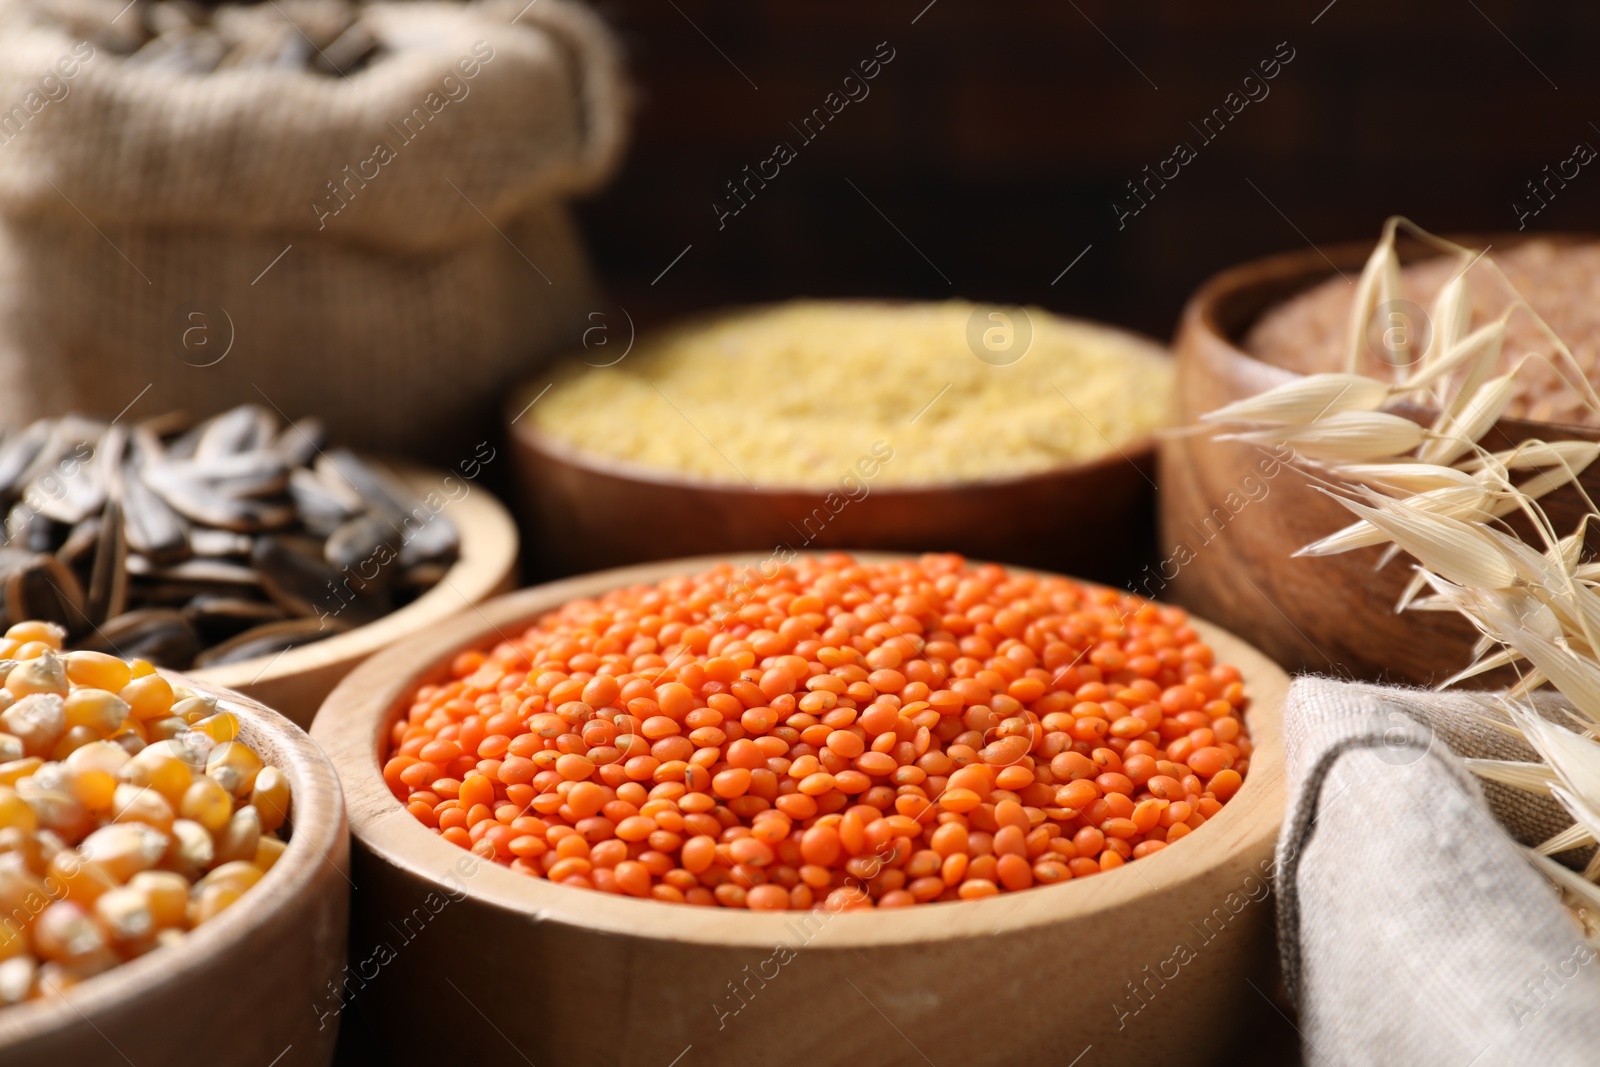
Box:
0;622;348;1067
315;551;1287;1067
507;300;1173;582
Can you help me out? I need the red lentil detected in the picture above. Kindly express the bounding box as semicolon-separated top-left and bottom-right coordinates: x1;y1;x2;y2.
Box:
385;555;1253;909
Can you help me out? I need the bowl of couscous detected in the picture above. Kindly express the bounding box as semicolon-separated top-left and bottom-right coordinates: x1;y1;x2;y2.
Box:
507;301;1173;582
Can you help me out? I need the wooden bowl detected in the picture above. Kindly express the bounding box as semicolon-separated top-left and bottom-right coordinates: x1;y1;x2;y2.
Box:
505;319;1168;585
313;554;1288;1067
190;460;519;728
0;677;349;1067
1160;237;1600;686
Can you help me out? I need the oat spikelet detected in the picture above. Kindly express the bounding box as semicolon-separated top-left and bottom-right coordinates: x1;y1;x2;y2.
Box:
1200;373;1390;425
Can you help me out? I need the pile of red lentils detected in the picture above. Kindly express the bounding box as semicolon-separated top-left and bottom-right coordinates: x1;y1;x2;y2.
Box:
385;555;1251;910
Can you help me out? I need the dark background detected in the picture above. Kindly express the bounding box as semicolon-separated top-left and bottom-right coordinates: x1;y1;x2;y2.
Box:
573;0;1600;346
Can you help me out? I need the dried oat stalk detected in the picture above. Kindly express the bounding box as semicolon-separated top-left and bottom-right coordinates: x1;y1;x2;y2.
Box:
1204;217;1600;937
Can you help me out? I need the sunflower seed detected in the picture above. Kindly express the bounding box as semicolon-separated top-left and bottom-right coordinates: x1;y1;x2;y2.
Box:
78;609;200;667
120;460;188;562
86;501;127;625
192;616;350;668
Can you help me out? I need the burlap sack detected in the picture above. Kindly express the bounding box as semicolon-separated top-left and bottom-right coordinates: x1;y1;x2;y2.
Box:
0;0;626;460
1278;678;1600;1066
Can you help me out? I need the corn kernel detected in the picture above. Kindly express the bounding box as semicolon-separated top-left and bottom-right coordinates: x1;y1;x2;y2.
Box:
64;741;129;776
195;860;263;898
0;732;23;763
48;725;100;760
63;689;131;735
189;882;241;925
193;712;238;744
65;768;116;811
61;651;133;693
93;886;154;944
253;835;286;872
128;871;188;929
206;742;262;798
120;674;174;722
0;955;34;1003
250;767;290;834
45;850;115;906
6;653;68;697
144;717;189;742
0;694;66;757
32;902;105;964
0;758;44;786
213;806;261;866
0;786;36;833
168;819;214;877
5;622;64;650
120;752;191;807
110;784;174;833
179;777;232;833
129;659;156;679
78;823;167;882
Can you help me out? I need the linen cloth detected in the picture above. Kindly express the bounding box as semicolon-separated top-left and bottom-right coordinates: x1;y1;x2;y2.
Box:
1278;678;1600;1066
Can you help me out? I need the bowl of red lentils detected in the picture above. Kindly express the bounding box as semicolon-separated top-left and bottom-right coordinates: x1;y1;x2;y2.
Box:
0;624;349;1067
315;552;1286;1067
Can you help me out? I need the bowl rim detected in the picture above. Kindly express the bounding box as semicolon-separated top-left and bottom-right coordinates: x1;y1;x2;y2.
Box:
0;674;348;1045
1185;232;1600;441
189;455;518;692
505;302;1171;496
314;551;1288;951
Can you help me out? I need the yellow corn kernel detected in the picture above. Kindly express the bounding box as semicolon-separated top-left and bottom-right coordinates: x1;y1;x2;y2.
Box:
0;732;23;763
128;871;189;929
111;783;174;833
0;639;19;660
253;835;286;872
6;652;67;697
109;719;148;753
63;688;131;735
64;740;130;776
196;860;264;898
18;788;87;838
213;805;261;866
61;651;133;693
0;834;48;884
0;694;66;756
171;696;216;726
145;717;189;742
77;823;168;882
0;954;33;1002
0;785;36;833
93;886;154;944
11;641;53;661
48;725;100;760
120;674;175;722
206;742;262;797
0;758;43;786
129;659;156;679
5;621;64;650
193;712;238;745
32;901;106;964
65;768;117;811
250;767;290;834
0;922;29;964
166;819;214;878
179;777;232;832
121;752;191;807
189;882;241;925
45;850;114;906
